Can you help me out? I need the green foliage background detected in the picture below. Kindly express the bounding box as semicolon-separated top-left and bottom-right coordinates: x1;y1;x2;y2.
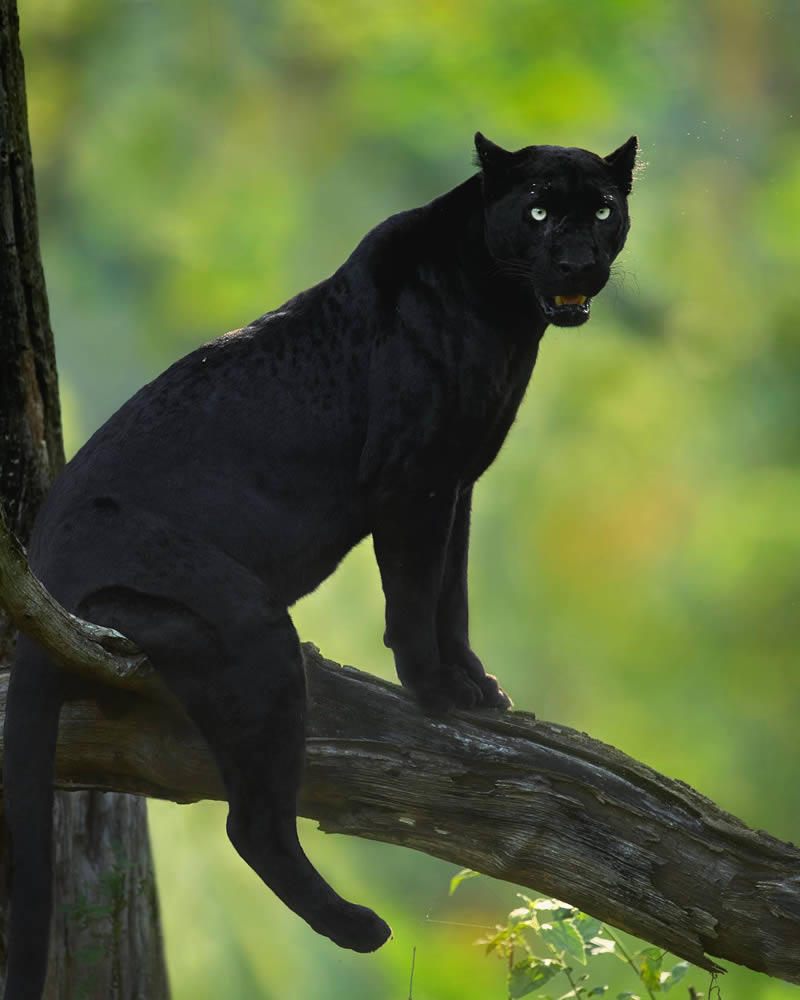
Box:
21;1;800;997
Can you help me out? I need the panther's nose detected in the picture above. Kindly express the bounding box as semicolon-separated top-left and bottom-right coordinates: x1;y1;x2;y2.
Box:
555;255;596;276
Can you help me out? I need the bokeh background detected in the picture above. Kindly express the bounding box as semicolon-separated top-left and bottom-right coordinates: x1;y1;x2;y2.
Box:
20;1;800;997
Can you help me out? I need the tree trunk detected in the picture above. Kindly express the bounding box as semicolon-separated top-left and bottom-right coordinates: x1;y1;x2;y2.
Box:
0;3;170;996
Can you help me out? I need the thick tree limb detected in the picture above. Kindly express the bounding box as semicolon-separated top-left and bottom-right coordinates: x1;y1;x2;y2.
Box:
1;507;799;986
0;504;155;691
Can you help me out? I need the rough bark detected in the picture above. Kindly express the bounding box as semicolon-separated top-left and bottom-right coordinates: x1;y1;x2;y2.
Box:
1;505;800;988
0;2;63;628
0;2;170;996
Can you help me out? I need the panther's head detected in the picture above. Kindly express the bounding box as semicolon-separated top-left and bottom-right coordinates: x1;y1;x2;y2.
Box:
475;132;637;328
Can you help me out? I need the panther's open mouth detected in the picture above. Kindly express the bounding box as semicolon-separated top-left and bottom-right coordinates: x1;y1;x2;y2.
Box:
536;292;593;328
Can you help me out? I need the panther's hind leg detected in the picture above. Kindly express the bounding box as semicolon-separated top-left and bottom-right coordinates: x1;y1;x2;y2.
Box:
84;585;391;954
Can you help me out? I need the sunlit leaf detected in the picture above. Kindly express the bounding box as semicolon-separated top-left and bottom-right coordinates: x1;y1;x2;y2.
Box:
588;936;616;956
539;920;587;965
574;913;603;944
508;958;563;998
532;898;577;922
478;924;513;955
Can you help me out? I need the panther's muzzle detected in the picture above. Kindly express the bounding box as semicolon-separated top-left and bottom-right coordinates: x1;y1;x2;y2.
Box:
535;292;593;327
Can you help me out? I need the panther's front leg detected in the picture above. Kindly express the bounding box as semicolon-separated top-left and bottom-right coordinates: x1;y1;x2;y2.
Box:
436;486;512;710
372;489;459;712
372;488;510;712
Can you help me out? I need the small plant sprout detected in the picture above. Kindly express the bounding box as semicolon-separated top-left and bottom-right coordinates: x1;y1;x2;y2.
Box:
449;872;702;1000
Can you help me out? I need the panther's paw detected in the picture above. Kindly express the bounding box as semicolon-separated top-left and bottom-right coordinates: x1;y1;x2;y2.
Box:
476;672;514;711
412;665;513;714
324;903;392;953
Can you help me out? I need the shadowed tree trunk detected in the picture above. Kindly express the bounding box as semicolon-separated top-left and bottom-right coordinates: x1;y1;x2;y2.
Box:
0;2;170;996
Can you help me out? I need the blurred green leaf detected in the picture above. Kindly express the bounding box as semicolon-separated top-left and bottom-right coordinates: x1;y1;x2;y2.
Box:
661;961;689;992
479;925;511;956
448;867;480;895
634;947;663;992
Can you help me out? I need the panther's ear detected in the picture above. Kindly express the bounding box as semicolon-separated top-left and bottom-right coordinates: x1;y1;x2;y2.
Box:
474;132;516;171
605;136;638;195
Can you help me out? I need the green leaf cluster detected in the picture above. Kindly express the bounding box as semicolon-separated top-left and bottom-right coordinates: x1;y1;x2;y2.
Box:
468;886;692;1000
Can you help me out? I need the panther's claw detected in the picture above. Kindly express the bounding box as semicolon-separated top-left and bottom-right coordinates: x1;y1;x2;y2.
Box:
413;667;513;714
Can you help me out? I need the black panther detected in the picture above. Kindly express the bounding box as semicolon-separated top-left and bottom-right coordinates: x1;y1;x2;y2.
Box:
3;132;636;998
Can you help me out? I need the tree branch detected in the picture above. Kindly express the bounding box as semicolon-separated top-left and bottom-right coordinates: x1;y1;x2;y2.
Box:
0;505;152;684
1;506;799;986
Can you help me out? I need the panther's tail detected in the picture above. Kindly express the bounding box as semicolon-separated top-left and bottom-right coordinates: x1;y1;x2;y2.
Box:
3;634;63;1000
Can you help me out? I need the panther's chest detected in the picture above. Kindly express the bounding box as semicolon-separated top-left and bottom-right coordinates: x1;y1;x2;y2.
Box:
409;337;539;489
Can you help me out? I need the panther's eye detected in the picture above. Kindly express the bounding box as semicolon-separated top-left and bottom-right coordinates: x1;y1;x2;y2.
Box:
530;206;547;222
595;206;611;220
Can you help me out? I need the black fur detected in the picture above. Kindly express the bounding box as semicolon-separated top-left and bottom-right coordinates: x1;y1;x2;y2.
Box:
3;133;636;998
